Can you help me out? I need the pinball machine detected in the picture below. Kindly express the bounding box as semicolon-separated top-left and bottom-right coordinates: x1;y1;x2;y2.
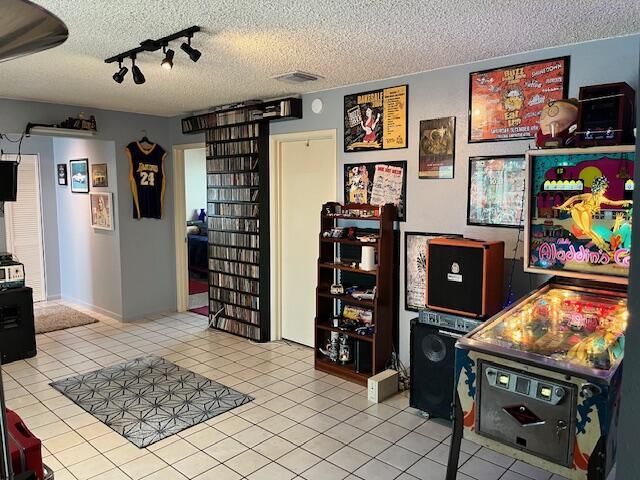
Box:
447;145;635;480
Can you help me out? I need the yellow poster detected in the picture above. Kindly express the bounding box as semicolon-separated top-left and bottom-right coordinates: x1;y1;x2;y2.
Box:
383;85;407;149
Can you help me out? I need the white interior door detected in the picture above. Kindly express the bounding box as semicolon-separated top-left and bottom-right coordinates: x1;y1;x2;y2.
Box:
280;137;336;346
3;154;47;302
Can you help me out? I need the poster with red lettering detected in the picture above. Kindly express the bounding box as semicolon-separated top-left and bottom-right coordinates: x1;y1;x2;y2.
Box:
468;57;569;143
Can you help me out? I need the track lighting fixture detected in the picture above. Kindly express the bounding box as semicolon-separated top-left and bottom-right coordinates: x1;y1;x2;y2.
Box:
112;60;128;84
161;46;174;70
131;57;145;85
180;36;201;63
104;26;200;84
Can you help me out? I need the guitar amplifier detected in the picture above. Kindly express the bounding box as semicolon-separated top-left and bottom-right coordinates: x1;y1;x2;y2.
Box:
0;254;26;290
410;312;481;419
426;237;504;319
0;288;36;364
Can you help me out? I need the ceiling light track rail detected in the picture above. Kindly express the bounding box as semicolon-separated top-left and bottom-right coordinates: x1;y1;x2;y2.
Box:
104;26;200;64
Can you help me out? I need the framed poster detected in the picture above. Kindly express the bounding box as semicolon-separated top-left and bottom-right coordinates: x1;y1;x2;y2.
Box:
344;85;408;152
90;192;114;230
419;117;455;179
468;155;527;228
525;146;634;284
468;56;570;143
91;163;108;187
344;161;407;221
405;232;460;311
69;159;89;193
57;164;67;186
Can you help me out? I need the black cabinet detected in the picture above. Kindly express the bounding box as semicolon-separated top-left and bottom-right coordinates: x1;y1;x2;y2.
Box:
0;287;36;364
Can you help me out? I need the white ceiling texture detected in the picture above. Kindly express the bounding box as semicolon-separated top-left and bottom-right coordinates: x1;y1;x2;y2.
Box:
0;0;638;116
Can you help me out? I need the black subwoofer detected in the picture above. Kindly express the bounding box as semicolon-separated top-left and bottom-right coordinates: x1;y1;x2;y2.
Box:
410;318;461;419
0;287;36;364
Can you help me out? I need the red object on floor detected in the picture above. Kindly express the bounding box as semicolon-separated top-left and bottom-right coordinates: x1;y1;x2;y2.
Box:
190;306;209;317
6;408;44;480
189;279;208;295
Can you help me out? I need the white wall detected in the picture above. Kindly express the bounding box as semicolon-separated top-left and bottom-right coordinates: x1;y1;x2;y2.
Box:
53;137;123;319
184;148;206;221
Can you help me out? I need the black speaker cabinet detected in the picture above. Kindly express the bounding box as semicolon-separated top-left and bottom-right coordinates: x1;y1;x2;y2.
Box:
0;287;36;364
576;82;636;146
427;237;504;319
0;161;18;202
410;318;461;419
354;340;372;374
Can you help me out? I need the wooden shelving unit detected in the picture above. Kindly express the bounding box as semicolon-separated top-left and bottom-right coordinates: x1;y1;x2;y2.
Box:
182;98;302;342
315;202;399;385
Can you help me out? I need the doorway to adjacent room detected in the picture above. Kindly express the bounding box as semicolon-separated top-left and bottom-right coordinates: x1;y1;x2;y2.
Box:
270;130;337;347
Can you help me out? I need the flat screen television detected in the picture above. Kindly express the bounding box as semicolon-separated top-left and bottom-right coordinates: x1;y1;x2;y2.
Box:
0;161;18;201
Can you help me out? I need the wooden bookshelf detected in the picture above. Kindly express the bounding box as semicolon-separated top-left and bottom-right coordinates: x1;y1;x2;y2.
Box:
182;100;302;342
315;202;399;385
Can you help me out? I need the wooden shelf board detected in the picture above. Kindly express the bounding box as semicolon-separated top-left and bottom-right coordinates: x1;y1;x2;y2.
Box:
322;214;381;221
317;291;374;308
314;356;369;386
320;238;378;247
315;322;374;342
318;262;377;276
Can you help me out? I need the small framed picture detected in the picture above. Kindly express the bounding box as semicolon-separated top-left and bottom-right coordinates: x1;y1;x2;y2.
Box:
69;159;89;193
90;192;114;230
419;117;456;179
57;164;67;186
467;155;527;228
91;163;108;187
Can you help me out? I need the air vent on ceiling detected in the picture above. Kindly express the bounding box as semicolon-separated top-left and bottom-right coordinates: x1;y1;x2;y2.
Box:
272;70;323;84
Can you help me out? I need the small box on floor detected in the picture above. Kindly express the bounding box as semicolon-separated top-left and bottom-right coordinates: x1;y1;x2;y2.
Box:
368;369;398;403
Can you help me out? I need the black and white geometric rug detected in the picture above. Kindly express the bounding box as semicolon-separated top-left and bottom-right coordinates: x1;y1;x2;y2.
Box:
50;356;253;448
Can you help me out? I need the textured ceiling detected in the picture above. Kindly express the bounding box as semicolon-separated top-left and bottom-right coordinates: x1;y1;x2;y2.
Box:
0;0;638;116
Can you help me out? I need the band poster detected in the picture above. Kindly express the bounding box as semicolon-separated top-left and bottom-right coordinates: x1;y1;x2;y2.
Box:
344;85;408;151
419;116;456;179
469;57;569;142
344;161;407;220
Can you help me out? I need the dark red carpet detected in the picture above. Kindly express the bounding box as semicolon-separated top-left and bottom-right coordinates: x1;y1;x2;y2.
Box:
189;306;209;317
189;279;208;295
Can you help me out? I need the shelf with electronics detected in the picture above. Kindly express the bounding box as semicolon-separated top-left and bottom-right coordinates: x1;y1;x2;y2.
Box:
181;98;302;342
315;202;399;385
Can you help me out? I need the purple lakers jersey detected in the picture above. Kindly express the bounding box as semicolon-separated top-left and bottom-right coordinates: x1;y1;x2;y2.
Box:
126;142;166;219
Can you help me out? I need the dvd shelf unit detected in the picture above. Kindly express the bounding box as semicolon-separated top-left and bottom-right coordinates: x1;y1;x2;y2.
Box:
183;98;302;341
315;202;399;385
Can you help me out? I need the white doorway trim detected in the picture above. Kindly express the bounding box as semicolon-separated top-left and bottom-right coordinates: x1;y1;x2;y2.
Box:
173;142;205;313
269;129;337;341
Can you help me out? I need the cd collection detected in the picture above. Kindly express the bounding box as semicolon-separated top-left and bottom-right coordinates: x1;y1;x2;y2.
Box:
207;123;259;141
216;109;262;126
209;231;259;248
207;172;259;187
209;272;259;294
209;203;259;217
209;140;259;157
210;287;260;309
209;217;259;232
212;316;261;340
207;157;258;173
208;188;259;202
211;301;260;324
209;258;259;279
181;114;215;132
209;245;259;264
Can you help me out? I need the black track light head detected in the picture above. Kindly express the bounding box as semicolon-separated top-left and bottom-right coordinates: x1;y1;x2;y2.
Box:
180;38;201;62
161;47;174;70
131;57;145;85
112;61;128;84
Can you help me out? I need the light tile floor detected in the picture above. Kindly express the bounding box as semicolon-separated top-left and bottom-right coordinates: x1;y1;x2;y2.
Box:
2;301;586;480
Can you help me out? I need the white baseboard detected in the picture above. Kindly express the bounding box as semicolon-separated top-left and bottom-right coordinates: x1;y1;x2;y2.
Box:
60;295;123;322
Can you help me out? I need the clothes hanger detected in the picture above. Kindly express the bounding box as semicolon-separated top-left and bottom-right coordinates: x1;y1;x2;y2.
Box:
139;129;153;146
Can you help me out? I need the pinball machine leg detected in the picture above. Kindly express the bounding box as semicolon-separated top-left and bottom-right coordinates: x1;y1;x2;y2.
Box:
446;392;464;480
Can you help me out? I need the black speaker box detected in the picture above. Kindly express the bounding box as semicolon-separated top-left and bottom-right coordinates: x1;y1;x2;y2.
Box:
410;318;462;419
0;161;18;202
354;340;372;374
0;287;36;364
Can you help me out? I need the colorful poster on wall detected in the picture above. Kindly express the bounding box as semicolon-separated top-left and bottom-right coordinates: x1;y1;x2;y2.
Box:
467;156;527;228
69;159;89;193
469;57;569;142
90;192;114;230
344;85;408;152
344;161;407;221
526;147;634;283
419;117;456;179
405;232;459;311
